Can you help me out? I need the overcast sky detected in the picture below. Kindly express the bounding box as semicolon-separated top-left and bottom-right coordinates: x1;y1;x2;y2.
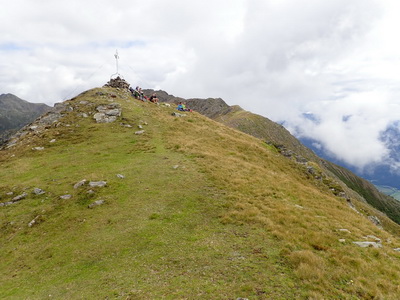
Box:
2;0;400;173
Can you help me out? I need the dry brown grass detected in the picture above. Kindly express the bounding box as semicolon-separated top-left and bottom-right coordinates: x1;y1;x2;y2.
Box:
163;107;400;298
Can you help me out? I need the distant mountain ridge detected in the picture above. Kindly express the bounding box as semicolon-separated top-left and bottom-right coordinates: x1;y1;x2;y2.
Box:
145;89;400;225
0;93;50;143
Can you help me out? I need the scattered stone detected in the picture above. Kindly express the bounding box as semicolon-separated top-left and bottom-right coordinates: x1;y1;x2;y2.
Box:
28;216;40;227
135;130;145;135
6;192;13;196
306;166;316;174
82;113;88;118
74;179;87;189
0;201;14;207
237;298;249;300
294;204;304;209
347;199;358;212
60;194;72;200
116;174;125;179
94;113;117;123
295;156;308;164
94;103;121;123
88;200;105;209
33;188;45;195
172;165;180;169
338;229;351;233
339;239;346;243
32;147;45;151
87;190;95;194
79;100;89;105
89;181;107;188
138;125;143;129
12;192;27;202
353;241;382;248
394;248;400;252
96;105;121;116
365;235;381;243
368;216;382;227
121;123;132;128
49;139;56;143
172;112;186;117
337;192;348;198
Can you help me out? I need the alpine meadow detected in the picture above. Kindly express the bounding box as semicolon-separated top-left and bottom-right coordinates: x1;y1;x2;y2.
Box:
1;80;400;299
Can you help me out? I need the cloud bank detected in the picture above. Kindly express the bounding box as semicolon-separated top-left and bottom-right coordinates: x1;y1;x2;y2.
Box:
2;0;400;172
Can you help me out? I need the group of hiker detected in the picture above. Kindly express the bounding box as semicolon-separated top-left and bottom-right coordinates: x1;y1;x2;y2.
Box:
129;86;159;104
129;85;192;112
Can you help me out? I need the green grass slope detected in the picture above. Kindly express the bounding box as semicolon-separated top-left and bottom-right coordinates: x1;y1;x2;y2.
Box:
1;87;400;299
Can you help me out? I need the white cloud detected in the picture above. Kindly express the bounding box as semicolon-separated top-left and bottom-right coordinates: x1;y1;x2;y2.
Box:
2;0;400;171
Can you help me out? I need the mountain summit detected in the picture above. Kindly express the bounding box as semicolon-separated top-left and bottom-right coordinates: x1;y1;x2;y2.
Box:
1;81;400;298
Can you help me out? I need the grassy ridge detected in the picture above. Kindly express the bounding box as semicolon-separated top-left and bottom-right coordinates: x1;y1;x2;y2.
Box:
1;87;400;299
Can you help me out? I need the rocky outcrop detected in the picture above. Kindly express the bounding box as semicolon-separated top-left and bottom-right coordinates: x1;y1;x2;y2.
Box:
93;103;121;123
103;76;130;90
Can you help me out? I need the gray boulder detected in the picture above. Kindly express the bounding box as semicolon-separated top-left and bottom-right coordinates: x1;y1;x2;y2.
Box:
353;241;382;248
12;192;27;202
74;179;87;189
33;188;45;195
88;200;105;209
89;181;107;188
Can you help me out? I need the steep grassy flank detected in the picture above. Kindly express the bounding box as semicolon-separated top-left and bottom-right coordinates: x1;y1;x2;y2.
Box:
204;101;400;227
1;87;400;299
150;89;400;227
325;162;400;224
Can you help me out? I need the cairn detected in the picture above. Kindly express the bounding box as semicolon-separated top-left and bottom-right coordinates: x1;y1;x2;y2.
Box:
103;76;130;90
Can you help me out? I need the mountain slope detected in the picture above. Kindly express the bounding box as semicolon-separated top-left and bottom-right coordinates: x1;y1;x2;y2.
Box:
1;85;400;299
147;89;400;226
0;93;51;143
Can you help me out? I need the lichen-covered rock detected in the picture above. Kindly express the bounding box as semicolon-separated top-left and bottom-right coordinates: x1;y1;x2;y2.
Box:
12;192;27;202
171;112;186;117
74;179;87;189
88;199;105;209
89;181;107;188
93;103;121;123
353;241;382;248
33;188;45;195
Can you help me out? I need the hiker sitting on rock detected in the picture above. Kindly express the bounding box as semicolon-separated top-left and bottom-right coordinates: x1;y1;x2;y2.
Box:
177;102;192;112
130;86;145;101
149;93;159;104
